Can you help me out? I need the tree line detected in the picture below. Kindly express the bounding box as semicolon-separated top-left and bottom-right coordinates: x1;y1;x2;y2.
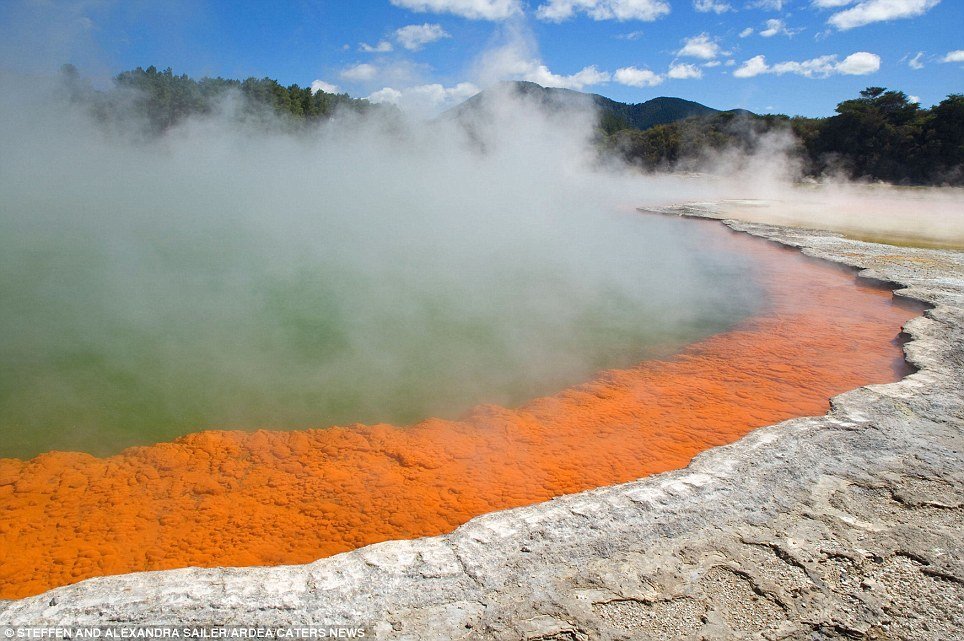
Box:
604;87;963;185
61;64;379;134
59;66;961;185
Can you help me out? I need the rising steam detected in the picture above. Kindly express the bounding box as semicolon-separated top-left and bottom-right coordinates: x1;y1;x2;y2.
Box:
3;53;960;459
0;72;766;457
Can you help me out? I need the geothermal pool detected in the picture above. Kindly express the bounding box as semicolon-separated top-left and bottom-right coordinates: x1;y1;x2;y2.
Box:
0;212;760;459
0;215;921;600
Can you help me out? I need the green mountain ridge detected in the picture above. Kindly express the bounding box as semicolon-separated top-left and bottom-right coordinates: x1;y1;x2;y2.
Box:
446;80;740;131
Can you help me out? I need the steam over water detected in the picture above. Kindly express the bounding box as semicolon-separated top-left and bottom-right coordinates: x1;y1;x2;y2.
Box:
0;76;764;458
0;73;931;600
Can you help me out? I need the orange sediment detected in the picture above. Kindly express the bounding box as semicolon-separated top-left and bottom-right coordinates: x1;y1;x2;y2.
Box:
0;226;921;599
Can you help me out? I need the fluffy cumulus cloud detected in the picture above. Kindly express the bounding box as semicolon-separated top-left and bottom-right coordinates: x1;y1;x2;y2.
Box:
943;50;964;63
835;51;882;73
367;82;479;113
310;79;341;94
677;33;724;59
760;18;795;37
693;0;732;13
535;0;671;22
395;23;451;51
733;51;881;78
360;40;394;53
828;0;941;30
341;62;378;82
739;27;754;37
613;66;663;86
389;0;521;20
769;55;842;77
340;63;378;81
667;62;703;79
733;55;769;78
527;64;611;89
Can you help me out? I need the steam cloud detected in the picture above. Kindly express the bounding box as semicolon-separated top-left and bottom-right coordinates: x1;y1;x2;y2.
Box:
0;72;766;457
4;55;960;459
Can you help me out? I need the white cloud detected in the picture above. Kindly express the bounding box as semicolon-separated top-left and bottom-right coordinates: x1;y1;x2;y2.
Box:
733;55;770;77
812;0;854;7
693;0;732;13
908;52;924;69
677;33;725;59
359;40;394;53
749;0;786;8
769;55;843;76
340;63;378;82
310;80;341;94
367;82;479;113
908;95;920;103
615;30;645;40
835;51;882;73
943;50;964;63
535;0;671;22
733;51;881;77
760;18;795;37
759;19;781;37
828;0;941;30
667;62;703;79
703;60;722;67
613;66;664;87
739;27;754;37
527;64;612;89
367;87;403;104
389;0;521;20
395;23;451;51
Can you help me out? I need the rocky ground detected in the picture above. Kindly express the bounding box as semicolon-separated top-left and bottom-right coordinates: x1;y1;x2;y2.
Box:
2;209;963;640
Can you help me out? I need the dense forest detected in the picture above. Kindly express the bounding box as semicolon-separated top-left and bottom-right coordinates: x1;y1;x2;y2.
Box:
61;64;378;134
605;87;963;185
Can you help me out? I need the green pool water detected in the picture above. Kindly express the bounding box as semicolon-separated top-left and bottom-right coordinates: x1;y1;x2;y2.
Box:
0;209;763;459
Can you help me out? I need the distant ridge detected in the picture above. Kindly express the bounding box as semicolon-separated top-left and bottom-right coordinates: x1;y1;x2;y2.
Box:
445;80;742;131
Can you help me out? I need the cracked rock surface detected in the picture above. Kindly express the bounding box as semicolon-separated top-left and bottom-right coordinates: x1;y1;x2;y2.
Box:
2;209;963;640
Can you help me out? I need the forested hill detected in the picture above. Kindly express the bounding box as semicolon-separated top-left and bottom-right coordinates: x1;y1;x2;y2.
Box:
604;87;963;185
446;80;725;132
445;80;962;184
597;95;720;132
61;64;379;134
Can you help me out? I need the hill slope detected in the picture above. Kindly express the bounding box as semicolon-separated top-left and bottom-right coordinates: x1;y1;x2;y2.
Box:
446;81;725;131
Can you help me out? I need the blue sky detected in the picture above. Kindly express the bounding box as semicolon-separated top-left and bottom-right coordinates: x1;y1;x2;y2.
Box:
1;0;960;117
